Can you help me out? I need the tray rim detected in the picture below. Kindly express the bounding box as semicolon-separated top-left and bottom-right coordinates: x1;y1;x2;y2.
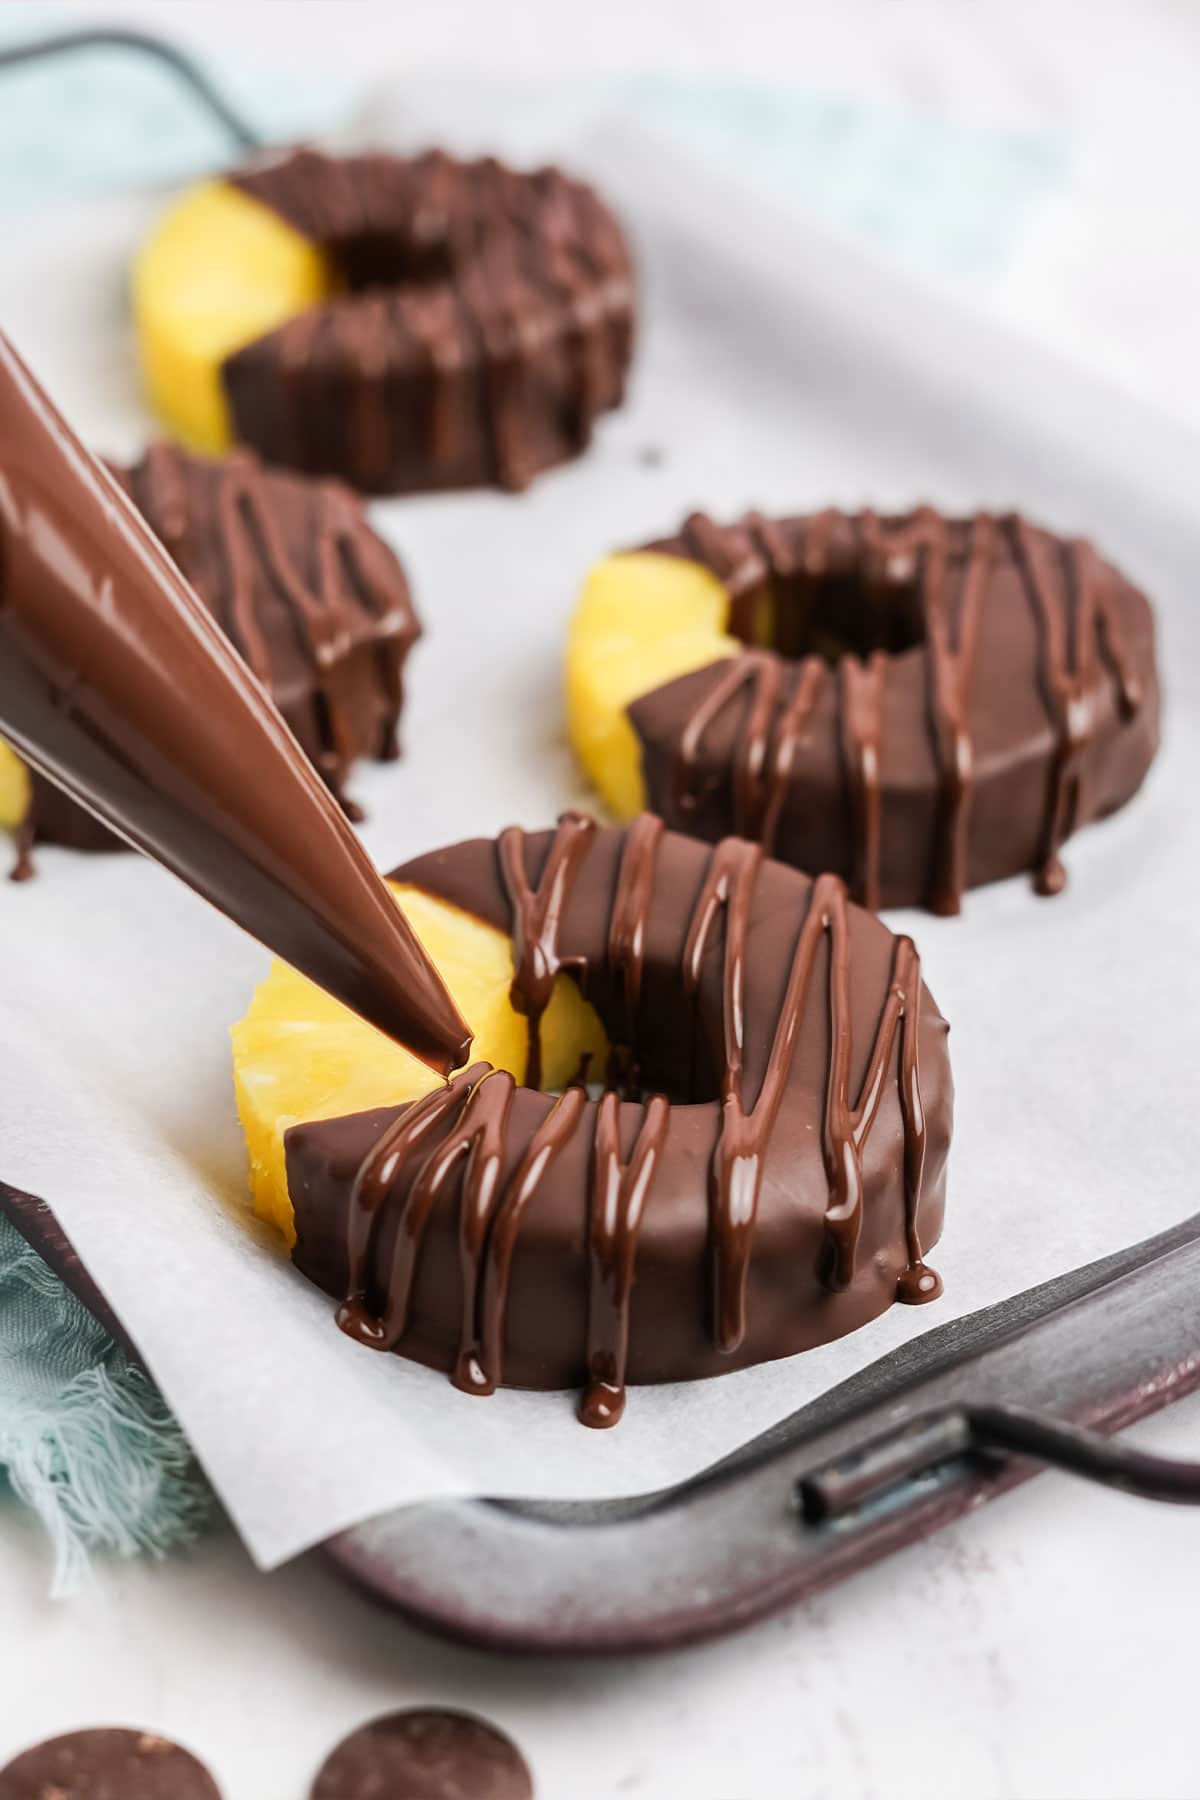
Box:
7;1177;1200;1654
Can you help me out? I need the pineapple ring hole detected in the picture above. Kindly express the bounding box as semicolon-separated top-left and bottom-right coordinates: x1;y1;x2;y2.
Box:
737;548;927;663
541;966;727;1107
326;228;456;293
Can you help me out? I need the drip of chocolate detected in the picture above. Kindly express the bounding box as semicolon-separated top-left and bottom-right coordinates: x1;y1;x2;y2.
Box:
497;810;595;1088
921;510;993;913
580;1087;671;1428
336;816;939;1427
606;809;666;1093
222;148;635;495
1011;519;1142;895
674;652;825;860
646;507;1150;914
0;335;468;1074
339;1064;587;1401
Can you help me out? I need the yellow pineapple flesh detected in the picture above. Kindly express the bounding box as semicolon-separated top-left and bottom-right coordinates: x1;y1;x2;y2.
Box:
565;552;739;819
133;180;335;453
0;741;30;832
231;882;609;1245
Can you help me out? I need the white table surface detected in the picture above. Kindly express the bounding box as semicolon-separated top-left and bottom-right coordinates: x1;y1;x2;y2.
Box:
4;3;1200;1795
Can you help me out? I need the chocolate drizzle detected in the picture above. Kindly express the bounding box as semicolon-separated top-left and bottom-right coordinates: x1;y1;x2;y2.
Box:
838;650;887;913
222;148;635;495
922;510;993;914
11;441;419;870
339;1065;587;1400
1010;519;1142;896
497;811;595;1089
642;507;1156;913
336;817;941;1426
580;1088;671;1428
607;810;666;1091
674;653;826;859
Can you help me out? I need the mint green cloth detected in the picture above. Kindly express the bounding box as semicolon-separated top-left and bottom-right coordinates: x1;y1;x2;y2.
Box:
0;4;353;212
0;1213;211;1593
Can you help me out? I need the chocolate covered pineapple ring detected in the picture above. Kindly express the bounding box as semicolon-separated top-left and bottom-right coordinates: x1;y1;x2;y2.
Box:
234;816;952;1427
1;441;418;873
134;147;635;494
567;508;1159;913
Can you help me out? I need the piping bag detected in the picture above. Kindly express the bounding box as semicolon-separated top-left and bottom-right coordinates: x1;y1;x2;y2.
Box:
0;334;471;1077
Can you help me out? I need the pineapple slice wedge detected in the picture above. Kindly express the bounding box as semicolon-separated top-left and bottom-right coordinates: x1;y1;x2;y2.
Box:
231;882;608;1244
565;551;740;819
133;180;335;454
0;741;29;832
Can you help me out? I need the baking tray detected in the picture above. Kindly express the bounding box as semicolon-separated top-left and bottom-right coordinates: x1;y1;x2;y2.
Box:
6;1180;1200;1653
4;56;1200;1648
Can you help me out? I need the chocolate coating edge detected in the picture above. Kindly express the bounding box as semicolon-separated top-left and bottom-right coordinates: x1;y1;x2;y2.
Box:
628;510;1160;911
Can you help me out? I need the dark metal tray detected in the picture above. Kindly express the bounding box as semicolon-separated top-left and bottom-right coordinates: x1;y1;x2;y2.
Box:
5;1180;1200;1653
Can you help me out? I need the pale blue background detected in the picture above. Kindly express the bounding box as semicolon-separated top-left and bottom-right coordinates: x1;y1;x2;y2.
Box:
0;6;1065;278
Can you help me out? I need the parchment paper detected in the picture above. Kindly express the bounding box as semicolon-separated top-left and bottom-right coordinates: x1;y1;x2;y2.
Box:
1;121;1197;1569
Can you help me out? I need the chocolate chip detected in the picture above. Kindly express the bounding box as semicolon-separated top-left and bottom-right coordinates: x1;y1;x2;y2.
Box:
0;1729;221;1800
311;1709;534;1800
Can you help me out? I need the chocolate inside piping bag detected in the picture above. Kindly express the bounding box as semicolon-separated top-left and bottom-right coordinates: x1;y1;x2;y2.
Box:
0;334;470;1076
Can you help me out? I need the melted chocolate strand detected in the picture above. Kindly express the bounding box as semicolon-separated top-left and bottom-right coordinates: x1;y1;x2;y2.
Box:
580;1089;671;1427
210;452;275;682
664;507;1147;911
673;652;826;857
476;1084;590;1392
1010;515;1100;897
838;651;887;913
922;511;993;915
216;450;371;802
607;810;664;1092
339;817;938;1419
497;812;596;1089
674;653;777;837
683;838;766;1349
681;511;767;643
339;1065;592;1398
893;935;943;1304
410;1067;517;1398
338;1070;482;1347
760;657;825;856
821;905;930;1295
684;844;936;1341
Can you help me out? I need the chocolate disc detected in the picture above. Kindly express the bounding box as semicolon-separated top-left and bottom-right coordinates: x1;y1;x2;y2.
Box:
0;1728;221;1800
310;1709;533;1800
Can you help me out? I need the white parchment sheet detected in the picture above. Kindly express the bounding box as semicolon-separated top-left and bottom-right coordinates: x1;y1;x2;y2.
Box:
1;124;1198;1568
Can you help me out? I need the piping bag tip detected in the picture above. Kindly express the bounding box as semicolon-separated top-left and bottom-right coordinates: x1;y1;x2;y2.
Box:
0;330;471;1071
